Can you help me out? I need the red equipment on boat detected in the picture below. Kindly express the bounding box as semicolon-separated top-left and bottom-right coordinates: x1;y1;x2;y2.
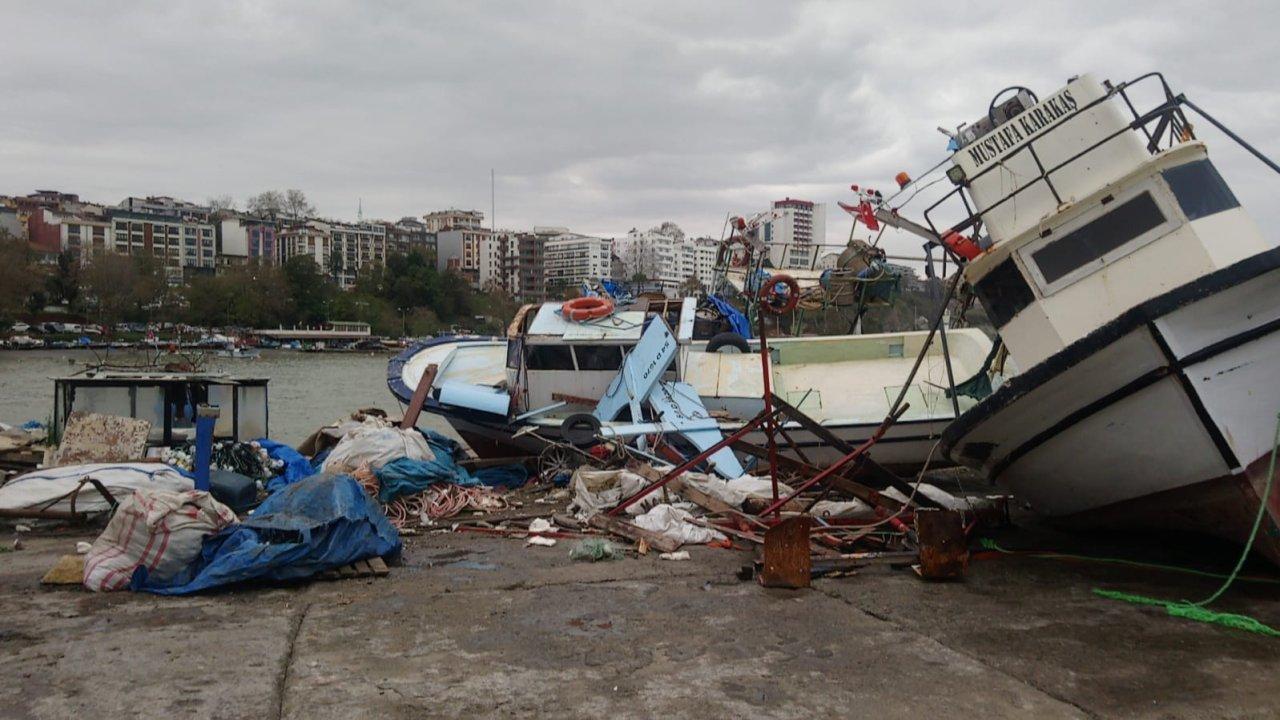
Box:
758;274;800;315
940;230;982;261
562;296;615;322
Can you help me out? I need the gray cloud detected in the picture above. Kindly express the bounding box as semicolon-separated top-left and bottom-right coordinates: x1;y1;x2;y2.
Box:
3;1;1279;261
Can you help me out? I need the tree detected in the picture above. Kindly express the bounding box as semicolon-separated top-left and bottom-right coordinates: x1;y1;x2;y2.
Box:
246;191;285;218
679;274;702;297
649;221;685;244
282;256;331;324
0;237;38;323
45;251;80;306
208;195;237;212
81;254;140;326
283;189;315;220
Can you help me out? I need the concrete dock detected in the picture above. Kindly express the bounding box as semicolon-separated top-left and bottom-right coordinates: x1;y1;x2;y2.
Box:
2;519;1278;719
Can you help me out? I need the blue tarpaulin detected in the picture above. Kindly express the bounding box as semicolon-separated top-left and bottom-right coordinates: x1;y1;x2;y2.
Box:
374;430;527;502
256;438;317;493
706;295;752;339
132;474;401;595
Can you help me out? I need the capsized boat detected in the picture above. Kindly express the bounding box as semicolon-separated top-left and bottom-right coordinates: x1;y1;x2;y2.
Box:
882;72;1280;561
388;298;996;470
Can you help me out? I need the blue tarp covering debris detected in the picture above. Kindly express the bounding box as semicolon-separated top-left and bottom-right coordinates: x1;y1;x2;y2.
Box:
706;295;752;339
374;430;527;502
132;474;401;595
256;438;317;493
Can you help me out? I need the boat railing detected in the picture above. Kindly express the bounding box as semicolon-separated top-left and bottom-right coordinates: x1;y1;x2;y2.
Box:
922;72;1196;247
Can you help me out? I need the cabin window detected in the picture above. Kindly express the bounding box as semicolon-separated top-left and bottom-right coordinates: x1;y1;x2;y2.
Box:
526;345;575;371
1162;159;1240;220
1030;191;1166;285
973;258;1035;328
506;338;523;370
573;345;625;371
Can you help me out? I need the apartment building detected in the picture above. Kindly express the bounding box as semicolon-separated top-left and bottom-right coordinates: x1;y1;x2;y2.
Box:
543;230;611;292
278;220;387;289
108;208;216;283
762;197;827;269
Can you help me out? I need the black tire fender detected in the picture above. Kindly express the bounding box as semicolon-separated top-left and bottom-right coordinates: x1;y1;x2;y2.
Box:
705;331;751;354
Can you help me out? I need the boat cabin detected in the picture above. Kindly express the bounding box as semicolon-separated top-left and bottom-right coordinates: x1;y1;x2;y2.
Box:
935;74;1272;368
52;371;270;446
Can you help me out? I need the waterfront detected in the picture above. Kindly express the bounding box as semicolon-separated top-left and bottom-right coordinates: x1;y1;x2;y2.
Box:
0;349;403;444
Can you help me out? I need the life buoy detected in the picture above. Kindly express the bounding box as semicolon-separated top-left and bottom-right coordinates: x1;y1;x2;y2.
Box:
562;296;615;322
758;274;800;315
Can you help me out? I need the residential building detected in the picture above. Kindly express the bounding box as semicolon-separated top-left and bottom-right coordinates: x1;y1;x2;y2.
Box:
614;228;716;294
215;214;279;270
423;208;484;233
435;226;492;285
385;217;434;259
691;237;719;290
279;220;387;289
118;195;212;220
543;230;611;293
16;191;83;254
107;207;216;284
762;197;826;269
0;205;26;241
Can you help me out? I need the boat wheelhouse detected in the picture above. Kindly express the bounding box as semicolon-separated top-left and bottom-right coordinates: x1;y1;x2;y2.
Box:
916;73;1280;561
52;371;270;446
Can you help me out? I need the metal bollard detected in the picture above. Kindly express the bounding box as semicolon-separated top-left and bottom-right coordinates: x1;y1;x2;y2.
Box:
193;404;221;492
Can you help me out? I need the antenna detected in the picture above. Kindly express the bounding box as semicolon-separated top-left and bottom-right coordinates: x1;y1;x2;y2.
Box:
358;198;363;222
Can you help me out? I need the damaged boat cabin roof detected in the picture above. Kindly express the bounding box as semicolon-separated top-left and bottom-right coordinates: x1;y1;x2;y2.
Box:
523;302;650;344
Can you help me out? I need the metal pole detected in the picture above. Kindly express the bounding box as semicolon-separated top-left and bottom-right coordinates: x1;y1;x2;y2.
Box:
1180;97;1280;176
193;404;220;492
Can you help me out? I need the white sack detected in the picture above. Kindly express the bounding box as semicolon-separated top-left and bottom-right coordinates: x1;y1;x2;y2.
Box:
681;473;794;509
321;418;434;474
0;463;193;514
84;489;237;592
568;467;659;518
632;504;726;546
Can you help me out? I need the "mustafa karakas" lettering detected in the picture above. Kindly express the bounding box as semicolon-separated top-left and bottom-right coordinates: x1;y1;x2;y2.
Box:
965;88;1079;168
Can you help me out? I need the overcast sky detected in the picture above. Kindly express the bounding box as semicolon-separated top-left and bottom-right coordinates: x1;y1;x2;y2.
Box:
4;1;1279;260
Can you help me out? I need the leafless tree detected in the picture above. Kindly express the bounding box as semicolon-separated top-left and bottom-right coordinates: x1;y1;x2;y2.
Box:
246;190;286;218
283;189;316;220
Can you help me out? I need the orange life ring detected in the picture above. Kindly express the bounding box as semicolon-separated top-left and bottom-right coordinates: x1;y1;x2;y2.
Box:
562;296;615;322
758;274;800;315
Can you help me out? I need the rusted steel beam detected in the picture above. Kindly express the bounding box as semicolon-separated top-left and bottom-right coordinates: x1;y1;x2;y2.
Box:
400;363;439;430
759;516;812;588
915;508;969;580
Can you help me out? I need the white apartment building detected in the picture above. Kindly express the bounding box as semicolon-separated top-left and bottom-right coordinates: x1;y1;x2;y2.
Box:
278;220;387;289
762;197;827;269
544;231;612;291
614;229;718;294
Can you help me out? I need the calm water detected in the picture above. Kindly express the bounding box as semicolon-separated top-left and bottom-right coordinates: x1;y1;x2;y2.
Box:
0;349;410;445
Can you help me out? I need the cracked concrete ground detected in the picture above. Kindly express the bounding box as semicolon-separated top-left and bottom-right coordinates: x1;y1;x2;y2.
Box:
2;520;1279;719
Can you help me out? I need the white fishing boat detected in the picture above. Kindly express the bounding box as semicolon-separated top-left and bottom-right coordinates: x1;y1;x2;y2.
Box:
388;298;995;470
890;73;1280;561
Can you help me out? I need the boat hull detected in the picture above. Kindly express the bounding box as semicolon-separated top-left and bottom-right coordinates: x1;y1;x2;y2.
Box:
943;247;1280;562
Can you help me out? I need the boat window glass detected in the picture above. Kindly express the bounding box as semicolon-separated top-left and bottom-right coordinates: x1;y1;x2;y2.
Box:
526;345;575;371
1162;159;1240;221
506;338;523;370
973;258;1035;327
1031;191;1165;286
573;345;625;371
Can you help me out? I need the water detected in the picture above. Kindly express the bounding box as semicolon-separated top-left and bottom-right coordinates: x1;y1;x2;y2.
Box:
0;349;406;445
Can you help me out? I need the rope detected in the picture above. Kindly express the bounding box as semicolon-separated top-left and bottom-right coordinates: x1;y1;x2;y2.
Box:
1089;411;1280;637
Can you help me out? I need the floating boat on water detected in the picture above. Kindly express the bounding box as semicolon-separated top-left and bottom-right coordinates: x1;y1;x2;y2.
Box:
875;72;1280;561
388;297;996;470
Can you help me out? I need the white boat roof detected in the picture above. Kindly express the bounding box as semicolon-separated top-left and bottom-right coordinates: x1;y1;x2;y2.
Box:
527;302;647;342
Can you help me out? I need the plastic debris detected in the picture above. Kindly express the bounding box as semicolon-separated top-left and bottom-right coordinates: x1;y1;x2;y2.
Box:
526;536;557;547
569;538;622;562
659;550;691;561
75;541;92;554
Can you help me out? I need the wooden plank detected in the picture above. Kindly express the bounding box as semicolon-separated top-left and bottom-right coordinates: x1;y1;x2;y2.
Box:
337;564;359;579
400;364;439;429
352;559;373;575
367;556;390;576
587;513;681;553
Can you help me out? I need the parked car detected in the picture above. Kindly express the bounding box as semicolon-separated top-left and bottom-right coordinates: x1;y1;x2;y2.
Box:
9;321;30;333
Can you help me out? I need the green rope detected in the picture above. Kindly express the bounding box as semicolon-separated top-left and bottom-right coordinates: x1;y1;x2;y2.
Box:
982;411;1280;638
976;538;1280;585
